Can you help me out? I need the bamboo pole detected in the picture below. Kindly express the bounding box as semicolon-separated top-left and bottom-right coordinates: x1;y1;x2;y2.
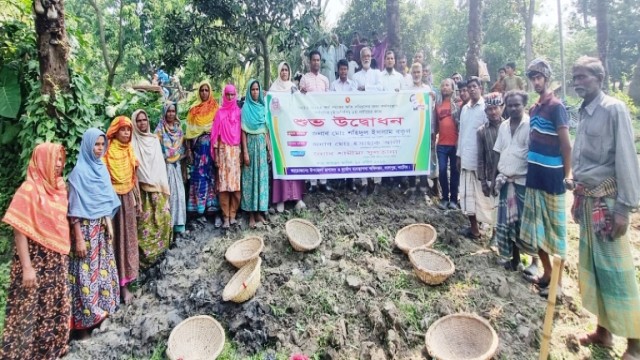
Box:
539;255;563;360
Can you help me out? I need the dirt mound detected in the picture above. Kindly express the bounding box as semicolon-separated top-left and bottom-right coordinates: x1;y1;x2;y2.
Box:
65;187;638;359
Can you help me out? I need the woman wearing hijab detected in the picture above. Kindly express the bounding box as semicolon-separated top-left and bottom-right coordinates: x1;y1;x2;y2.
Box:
211;85;242;229
155;102;187;234
1;143;71;359
269;62;306;213
67;129;121;339
104;116;140;304
241;79;271;228
185;81;221;226
132;109;172;267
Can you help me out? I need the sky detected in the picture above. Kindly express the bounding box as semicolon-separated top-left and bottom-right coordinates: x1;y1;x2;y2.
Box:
323;0;574;30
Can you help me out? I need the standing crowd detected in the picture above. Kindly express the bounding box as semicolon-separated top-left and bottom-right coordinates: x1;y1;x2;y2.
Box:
1;30;639;359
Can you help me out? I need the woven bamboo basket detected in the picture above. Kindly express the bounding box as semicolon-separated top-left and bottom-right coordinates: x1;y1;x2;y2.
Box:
222;257;261;303
285;219;322;252
166;315;225;360
425;313;499;360
395;223;437;254
409;247;455;285
225;236;264;268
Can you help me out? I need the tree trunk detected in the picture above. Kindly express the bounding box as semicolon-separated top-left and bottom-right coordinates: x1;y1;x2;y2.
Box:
595;0;609;91
629;55;640;106
386;0;401;53
258;35;270;88
465;0;482;78
523;0;535;70
34;0;70;100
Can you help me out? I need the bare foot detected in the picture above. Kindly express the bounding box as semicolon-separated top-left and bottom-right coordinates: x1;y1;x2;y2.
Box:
256;213;267;224
579;327;614;348
622;339;640;360
222;218;230;229
249;214;256;229
121;286;134;304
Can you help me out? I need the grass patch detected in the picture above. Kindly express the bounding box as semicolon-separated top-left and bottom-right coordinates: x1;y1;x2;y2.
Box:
149;342;167;360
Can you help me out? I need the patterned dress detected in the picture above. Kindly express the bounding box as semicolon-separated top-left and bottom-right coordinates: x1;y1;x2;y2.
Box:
241;133;269;211
68;217;120;330
138;190;172;267
114;191;139;286
188;134;219;214
0;241;70;359
217;143;241;192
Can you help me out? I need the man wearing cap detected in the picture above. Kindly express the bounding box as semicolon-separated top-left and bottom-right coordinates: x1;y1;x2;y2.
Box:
456;77;490;239
570;56;640;359
519;59;572;298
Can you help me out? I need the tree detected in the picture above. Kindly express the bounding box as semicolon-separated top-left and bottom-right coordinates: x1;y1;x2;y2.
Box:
386;0;400;52
630;55;640;105
87;0;125;98
595;0;608;90
519;0;535;70
465;0;482;77
33;0;70;100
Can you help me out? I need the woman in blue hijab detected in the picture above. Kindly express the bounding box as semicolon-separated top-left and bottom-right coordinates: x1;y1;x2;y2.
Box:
241;79;271;228
67;128;121;339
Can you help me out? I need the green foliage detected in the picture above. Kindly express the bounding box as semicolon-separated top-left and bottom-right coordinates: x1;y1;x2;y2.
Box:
0;67;21;119
18;68;101;172
610;89;640;120
105;88;165;130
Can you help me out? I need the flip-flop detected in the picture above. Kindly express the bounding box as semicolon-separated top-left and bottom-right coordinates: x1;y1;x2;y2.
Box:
524;273;550;288
459;227;481;240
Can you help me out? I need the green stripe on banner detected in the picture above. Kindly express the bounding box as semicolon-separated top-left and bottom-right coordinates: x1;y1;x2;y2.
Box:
266;94;285;175
415;93;431;171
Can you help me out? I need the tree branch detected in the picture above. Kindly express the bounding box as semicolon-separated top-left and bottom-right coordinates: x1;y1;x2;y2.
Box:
86;0;112;71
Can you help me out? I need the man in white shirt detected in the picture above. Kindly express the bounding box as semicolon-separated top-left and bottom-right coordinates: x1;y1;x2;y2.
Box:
330;59;358;92
380;50;405;92
299;50;332;192
346;50;358;80
330;59;357;191
352;47;383;194
397;54;412;88
456;77;487;239
333;34;349;71
407;62;437;194
353;47;383;92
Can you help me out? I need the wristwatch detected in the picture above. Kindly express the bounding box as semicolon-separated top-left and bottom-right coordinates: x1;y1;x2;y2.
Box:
563;178;575;191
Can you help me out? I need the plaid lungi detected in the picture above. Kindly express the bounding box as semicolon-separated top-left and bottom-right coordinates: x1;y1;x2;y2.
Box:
496;182;526;259
577;197;640;338
519;188;567;259
459;169;496;225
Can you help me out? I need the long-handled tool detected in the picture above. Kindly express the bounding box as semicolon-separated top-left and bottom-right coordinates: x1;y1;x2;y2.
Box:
539;255;563;360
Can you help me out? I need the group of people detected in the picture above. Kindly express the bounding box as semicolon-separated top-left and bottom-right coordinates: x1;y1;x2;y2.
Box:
1;46;639;359
449;56;640;359
0;75;280;357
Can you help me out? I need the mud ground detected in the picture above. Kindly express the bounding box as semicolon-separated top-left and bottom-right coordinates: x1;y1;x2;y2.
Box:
65;184;640;360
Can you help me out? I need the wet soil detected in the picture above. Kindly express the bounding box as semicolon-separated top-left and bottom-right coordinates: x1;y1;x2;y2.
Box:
65;185;640;360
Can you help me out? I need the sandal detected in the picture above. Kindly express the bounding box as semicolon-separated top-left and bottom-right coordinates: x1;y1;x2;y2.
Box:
524;273;550;288
459;227;481;240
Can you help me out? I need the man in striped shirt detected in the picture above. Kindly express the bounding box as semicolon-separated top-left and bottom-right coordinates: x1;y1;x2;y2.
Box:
519;59;572;298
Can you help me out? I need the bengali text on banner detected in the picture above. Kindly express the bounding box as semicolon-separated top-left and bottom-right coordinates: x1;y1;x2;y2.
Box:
266;91;432;180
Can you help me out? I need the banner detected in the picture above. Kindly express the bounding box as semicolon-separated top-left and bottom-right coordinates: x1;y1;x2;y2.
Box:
266;91;431;180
